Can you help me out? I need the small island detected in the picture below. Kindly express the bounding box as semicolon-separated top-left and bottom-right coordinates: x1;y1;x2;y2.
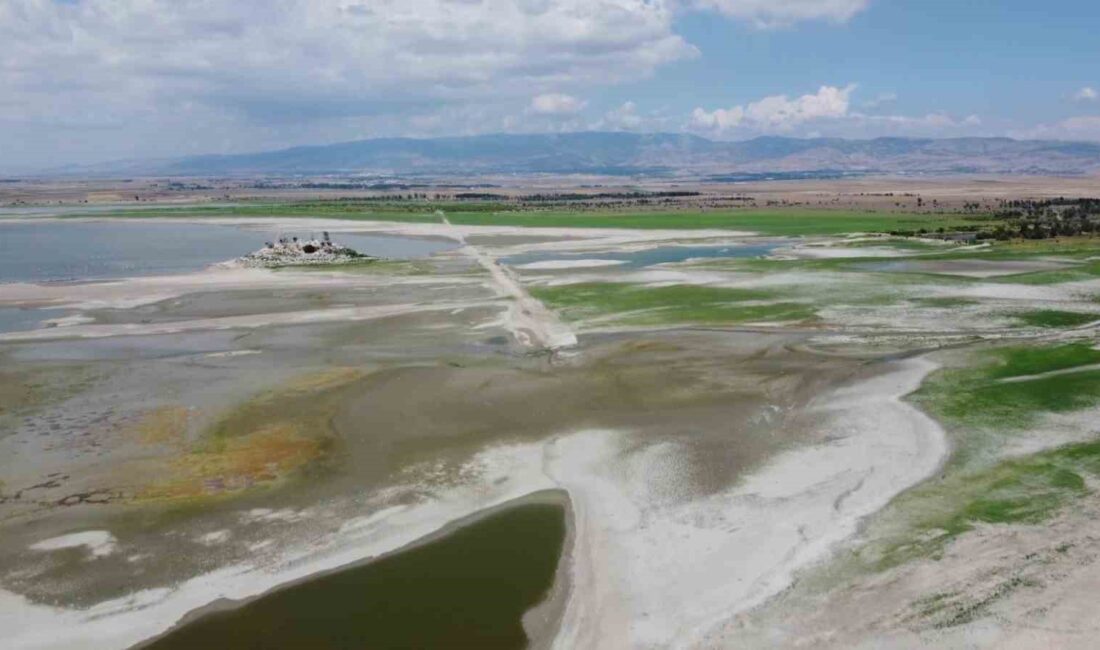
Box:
230;231;374;268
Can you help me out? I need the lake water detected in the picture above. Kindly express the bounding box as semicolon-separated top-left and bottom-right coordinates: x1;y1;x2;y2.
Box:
0;221;456;284
503;243;779;270
0;306;73;333
144;501;566;650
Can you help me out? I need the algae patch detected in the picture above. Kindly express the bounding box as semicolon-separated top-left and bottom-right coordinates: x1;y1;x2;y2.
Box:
1011;309;1099;328
531;282;815;326
136;369;363;503
865;443;1094;569
912;343;1100;459
853;342;1100;570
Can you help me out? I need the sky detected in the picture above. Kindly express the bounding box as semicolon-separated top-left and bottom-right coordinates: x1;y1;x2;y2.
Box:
1;0;1099;169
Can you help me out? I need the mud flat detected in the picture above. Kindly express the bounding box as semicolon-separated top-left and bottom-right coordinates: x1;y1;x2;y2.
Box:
6;214;1100;650
551;357;946;648
0;334;947;650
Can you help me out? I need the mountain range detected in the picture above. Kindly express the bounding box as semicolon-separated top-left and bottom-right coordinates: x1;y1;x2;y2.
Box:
70;133;1100;178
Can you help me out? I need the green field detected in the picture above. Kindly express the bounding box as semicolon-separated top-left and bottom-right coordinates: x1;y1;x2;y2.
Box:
985;343;1100;379
530;282;815;326
851;343;1100;571
1012;309;1100;328
914;343;1100;452
868;438;1098;570
77;202;995;236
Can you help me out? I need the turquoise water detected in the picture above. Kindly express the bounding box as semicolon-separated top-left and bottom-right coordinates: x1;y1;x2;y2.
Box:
0;221;455;283
503;243;779;269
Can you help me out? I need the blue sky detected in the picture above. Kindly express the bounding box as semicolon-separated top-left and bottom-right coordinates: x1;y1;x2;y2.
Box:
649;0;1100;131
1;0;1098;168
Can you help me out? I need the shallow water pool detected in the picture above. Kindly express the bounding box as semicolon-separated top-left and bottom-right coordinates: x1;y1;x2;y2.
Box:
503;242;779;270
142;501;566;650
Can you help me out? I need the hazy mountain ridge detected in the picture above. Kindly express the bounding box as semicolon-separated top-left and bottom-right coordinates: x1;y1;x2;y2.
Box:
89;133;1100;177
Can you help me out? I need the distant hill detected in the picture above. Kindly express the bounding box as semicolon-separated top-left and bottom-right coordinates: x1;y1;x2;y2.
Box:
79;133;1100;177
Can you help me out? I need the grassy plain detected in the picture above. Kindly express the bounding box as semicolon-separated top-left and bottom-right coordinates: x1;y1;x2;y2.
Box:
855;343;1100;568
77;202;996;236
1012;310;1100;328
531;283;815;326
867;438;1099;569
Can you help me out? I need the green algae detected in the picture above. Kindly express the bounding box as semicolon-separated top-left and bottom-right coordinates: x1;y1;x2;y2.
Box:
531;282;815;326
866;440;1098;570
1011;310;1099;328
985;342;1100;379
850;342;1100;571
912;344;1100;448
911;297;981;308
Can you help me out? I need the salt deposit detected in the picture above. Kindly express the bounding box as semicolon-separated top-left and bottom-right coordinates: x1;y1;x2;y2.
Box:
29;531;117;559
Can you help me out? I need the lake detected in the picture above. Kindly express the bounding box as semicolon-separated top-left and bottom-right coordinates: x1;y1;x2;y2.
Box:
0;220;456;284
142;501;566;650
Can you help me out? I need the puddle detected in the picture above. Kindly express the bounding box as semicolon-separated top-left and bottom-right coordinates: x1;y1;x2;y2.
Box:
503;243;780;270
859;258;1076;278
0;306;74;334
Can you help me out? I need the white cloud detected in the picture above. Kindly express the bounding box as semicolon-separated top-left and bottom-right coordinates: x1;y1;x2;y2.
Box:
690;85;855;132
1074;87;1098;102
602;101;645;129
529;93;588;115
1058;116;1100;138
691;85;988;138
860;112;981;129
0;0;696;165
862;92;897;109
685;0;871;27
1015;116;1100;141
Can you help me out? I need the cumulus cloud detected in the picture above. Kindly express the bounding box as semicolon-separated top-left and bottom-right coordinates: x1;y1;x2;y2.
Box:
1057;116;1100;138
862;112;981;129
1074;87;1098;102
602;101;645;129
0;0;693;108
862;92;898;109
0;0;695;165
690;85;987;138
529;93;588;115
690;85;855;132
1015;116;1100;141
685;0;871;27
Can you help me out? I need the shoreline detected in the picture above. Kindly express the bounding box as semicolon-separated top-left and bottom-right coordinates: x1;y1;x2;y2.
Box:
550;356;948;648
0;354;949;650
132;489;574;650
0;215;964;649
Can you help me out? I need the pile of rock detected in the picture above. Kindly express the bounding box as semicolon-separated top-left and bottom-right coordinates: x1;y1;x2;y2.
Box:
228;232;373;268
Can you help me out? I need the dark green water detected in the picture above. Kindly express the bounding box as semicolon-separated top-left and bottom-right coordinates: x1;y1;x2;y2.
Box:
143;502;566;650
